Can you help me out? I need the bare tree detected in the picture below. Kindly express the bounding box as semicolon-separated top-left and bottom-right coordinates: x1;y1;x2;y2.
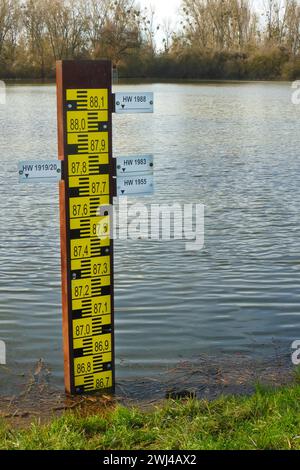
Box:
262;0;300;54
285;0;300;55
99;0;142;65
43;0;88;60
162;17;174;54
22;0;49;77
0;0;21;61
85;0;111;58
140;4;158;56
181;0;257;51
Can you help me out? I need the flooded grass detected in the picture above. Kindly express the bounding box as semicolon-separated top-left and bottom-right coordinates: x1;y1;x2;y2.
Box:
0;354;298;450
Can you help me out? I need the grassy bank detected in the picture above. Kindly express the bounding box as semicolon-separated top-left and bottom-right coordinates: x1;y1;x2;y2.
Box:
1;383;300;450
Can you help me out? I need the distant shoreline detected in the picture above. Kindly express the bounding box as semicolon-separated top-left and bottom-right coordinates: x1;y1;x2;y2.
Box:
1;77;295;85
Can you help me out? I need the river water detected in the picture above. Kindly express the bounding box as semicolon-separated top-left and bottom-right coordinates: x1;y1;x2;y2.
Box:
0;81;300;395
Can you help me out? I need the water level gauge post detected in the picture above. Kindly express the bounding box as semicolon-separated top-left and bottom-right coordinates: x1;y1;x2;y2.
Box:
56;60;115;396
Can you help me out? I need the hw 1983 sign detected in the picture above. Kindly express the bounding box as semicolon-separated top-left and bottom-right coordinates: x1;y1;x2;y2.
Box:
116;155;154;176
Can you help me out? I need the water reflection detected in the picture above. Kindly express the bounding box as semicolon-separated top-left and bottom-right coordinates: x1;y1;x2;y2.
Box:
0;82;299;394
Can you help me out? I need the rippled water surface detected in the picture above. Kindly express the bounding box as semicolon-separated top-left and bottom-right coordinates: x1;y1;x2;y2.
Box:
0;81;300;394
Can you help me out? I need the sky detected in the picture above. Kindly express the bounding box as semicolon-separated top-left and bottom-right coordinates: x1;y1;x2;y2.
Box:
139;0;182;24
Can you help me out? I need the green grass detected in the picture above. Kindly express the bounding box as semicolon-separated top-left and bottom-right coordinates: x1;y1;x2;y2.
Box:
1;384;300;450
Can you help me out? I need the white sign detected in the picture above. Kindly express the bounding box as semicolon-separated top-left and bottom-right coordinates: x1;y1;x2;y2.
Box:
0;340;6;365
18;160;62;183
117;174;154;197
116;155;154;176
115;92;154;114
0;81;6;105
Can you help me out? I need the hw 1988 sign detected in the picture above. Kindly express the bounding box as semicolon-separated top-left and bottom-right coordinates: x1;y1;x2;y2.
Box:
115;92;153;113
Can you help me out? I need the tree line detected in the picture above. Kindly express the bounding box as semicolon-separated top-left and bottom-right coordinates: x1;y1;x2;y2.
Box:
1;0;300;80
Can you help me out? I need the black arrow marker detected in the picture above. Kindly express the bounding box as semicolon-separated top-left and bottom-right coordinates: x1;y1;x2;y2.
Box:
25;174;29;178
